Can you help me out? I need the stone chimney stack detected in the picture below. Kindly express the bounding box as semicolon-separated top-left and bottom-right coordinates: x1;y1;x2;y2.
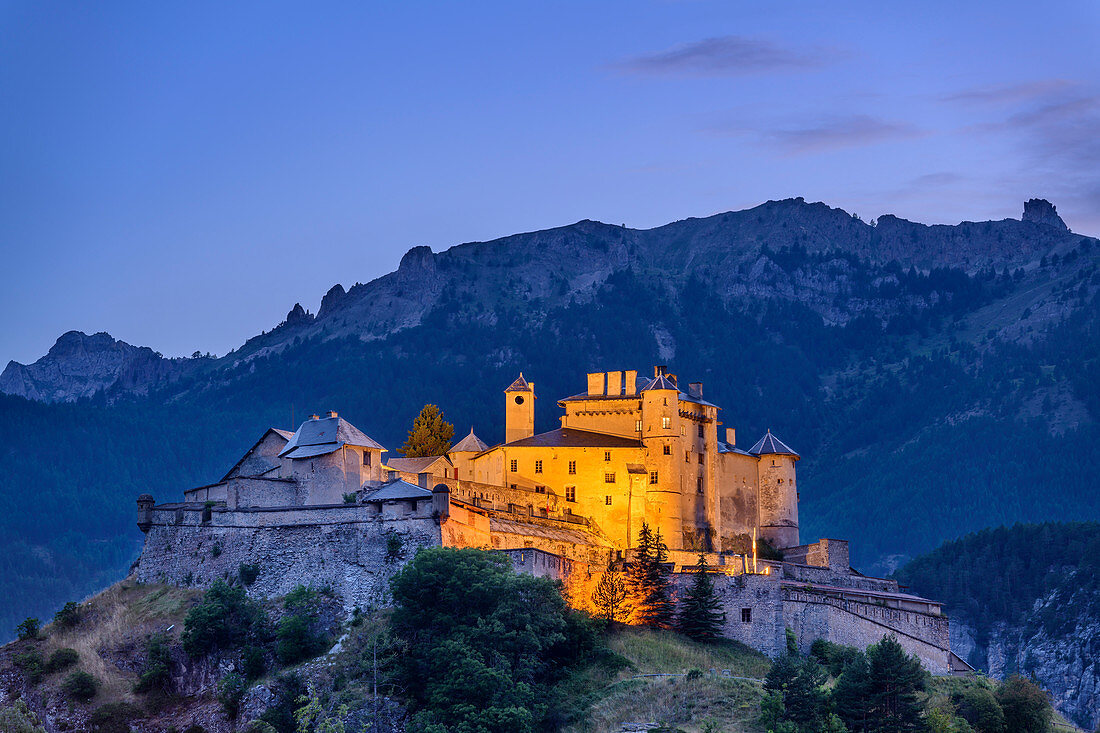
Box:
624;370;638;395
654;365;667;378
606;371;623;396
587;372;605;396
326;410;338;418
418;472;431;489
726;428;736;446
688;382;703;398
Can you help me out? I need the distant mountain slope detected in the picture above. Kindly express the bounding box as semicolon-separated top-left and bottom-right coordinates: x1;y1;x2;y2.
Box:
896;523;1100;729
0;196;1097;644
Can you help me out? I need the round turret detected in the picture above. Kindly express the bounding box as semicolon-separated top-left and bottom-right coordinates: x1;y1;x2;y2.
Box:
750;430;800;549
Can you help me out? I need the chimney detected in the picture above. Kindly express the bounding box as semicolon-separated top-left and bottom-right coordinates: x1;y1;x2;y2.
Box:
667;374;678;388
417;472;431;489
587;372;605;396
326;410;338;418
310;414;320;420
688;382;703;398
624;370;638;395
606;371;623;396
654;365;667;377
726;428;736;446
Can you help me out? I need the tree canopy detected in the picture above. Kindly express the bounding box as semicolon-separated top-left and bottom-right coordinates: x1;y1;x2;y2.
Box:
397;404;454;457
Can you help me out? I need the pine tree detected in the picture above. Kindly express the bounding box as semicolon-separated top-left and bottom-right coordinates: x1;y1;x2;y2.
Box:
591;565;628;623
397;404;454;457
675;555;726;640
634;527;675;628
866;636;925;732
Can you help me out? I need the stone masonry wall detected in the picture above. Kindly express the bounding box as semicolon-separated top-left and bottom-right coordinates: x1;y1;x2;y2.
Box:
784;588;950;674
136;503;441;611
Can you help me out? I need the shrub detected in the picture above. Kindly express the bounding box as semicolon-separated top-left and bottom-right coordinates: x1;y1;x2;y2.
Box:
217;672;247;719
89;702;143;733
996;675;1053;732
342;492;358;504
385;532;403;563
16;617;40;640
133;633;172;693
182;579;267;658
52;601;82;629
257;673;306;733
0;699;46;733
62;670;99;702
242;645;266;680
275;614;328;666
955;686;1005;733
15;651;44;685
239;563;261;586
44;648;79;674
211;544;222;558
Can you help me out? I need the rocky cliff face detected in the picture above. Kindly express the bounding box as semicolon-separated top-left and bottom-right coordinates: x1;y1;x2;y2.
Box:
0;331;194;403
950;572;1100;730
4;198;1092;404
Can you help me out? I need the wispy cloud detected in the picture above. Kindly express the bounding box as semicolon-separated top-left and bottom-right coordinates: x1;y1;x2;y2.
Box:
709;114;924;155
942;79;1074;105
613;35;843;77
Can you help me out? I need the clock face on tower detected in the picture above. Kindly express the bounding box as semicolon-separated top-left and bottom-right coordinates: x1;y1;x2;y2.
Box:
515;395;524;405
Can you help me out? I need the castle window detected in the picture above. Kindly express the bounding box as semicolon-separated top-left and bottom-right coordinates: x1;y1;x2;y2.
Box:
778;478;784;484
363;451;371;466
565;486;576;502
698;424;704;438
535;485;546;494
605;495;612;505
510;483;517;490
604;451;611;462
697;477;703;493
650;471;658;485
635;419;642;432
663;397;667;406
535;460;543;474
662;417;671;429
568;460;576;475
741;608;752;623
685;451;690;463
510;459;518;472
681;426;685;436
663;444;671;455
698;453;704;465
604;473;615;484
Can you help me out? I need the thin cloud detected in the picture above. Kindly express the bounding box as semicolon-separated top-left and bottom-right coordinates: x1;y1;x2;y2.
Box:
614;35;843;77
762;115;924;155
942;79;1074;105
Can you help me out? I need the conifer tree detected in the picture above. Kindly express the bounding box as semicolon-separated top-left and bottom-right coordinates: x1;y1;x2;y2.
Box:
867;636;925;732
675;555;726;640
397;404;454;457
591;564;629;623
630;525;675;628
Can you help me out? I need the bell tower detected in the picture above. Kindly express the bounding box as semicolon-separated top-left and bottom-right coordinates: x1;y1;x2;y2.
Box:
505;373;535;443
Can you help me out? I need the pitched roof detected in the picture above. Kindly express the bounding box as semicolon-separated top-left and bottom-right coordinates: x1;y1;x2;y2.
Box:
385;455;452;474
362;479;432;502
279;415;385;459
220;427;292;481
504;427;643;449
451;428;489;453
642;374;678;391
505;373;532;392
748;430;800;458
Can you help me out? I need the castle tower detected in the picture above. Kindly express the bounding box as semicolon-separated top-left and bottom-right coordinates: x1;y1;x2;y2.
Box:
640;367;683;550
504;373;535;444
750;430;800;549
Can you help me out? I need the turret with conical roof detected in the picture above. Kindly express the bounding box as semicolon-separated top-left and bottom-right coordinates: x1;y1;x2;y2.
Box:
752;429;800;549
504;373;535;444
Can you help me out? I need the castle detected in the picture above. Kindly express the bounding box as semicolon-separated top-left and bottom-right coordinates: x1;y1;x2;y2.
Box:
135;366;970;675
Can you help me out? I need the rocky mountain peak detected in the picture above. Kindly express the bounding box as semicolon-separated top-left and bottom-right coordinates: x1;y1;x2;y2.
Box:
317;284;347;318
1023;198;1069;232
284;303;313;327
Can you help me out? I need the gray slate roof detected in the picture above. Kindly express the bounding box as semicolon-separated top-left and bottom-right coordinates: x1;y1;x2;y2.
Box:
279;415;385;459
385;455;452;473
362;479;432;502
505;373;532;392
504;427;643;449
748;430;799;457
451;428;489;453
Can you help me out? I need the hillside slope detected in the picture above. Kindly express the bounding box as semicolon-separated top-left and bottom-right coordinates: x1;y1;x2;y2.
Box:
0;196;1097;639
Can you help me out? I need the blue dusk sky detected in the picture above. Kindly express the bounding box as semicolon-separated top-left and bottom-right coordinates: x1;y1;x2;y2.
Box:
2;1;1099;364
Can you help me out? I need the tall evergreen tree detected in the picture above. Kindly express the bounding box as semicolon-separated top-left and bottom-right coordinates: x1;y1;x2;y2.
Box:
628;524;675;628
832;653;874;733
675;555;726;640
867;636;926;732
591;564;629;623
397;404;454;457
764;654;829;733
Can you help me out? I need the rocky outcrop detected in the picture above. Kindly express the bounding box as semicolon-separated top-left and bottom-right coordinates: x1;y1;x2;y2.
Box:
0;331;191;403
1023;198;1070;231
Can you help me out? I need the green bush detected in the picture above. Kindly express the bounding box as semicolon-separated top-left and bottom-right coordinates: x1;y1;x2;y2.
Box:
0;699;46;733
238;563;261;586
242;644;266;680
16;617;40;640
182;579;267;658
217;672;247;719
44;648;79;674
52;601;82;629
15;651;44;684
133;633;172;693
89;702;143;733
996;675;1053;732
257;672;306;733
275;614;328;666
62;670;99;702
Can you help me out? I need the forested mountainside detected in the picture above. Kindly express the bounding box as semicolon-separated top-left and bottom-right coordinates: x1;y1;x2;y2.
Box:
897;522;1100;729
1;197;1098;641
